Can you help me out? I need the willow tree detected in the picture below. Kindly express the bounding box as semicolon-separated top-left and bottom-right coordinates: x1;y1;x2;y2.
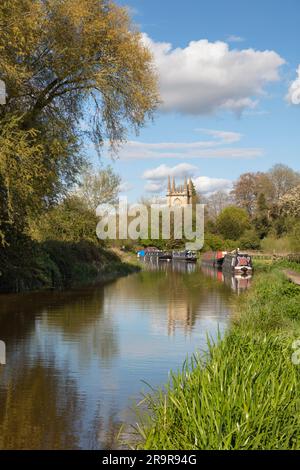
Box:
0;0;159;143
0;0;159;243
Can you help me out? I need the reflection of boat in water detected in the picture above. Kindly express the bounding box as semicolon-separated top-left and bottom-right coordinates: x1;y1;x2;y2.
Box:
142;257;197;274
200;265;252;294
172;260;197;273
201;251;227;269
222;252;253;276
222;271;252;294
172;250;197;262
201;265;224;283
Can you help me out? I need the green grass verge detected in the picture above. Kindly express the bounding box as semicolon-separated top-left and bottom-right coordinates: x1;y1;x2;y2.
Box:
135;268;300;450
253;258;300;274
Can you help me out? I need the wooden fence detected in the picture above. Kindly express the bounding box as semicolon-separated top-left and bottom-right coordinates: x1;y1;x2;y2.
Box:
248;251;300;263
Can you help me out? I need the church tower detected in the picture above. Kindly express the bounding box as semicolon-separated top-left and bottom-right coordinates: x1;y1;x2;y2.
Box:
167;176;193;207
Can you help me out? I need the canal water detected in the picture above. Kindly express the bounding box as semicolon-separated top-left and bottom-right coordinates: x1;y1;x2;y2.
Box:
0;261;250;449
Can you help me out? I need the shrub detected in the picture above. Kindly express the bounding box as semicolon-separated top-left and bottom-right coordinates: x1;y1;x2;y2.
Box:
261;235;292;254
239;229;261;250
216;206;250;241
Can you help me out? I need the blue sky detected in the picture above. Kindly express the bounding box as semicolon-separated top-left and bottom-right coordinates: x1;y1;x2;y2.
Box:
89;0;300;201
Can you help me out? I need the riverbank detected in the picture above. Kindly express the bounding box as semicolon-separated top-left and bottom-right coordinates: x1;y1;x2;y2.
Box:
0;238;140;294
136;262;300;450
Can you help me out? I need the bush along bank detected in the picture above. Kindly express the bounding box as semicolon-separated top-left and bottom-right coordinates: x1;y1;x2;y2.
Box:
0;236;139;293
135;267;300;450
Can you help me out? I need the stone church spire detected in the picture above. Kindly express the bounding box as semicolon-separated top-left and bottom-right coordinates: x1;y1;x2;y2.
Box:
167;177;192;207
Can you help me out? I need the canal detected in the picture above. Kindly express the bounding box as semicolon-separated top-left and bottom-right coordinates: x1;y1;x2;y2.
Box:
0;261;250;449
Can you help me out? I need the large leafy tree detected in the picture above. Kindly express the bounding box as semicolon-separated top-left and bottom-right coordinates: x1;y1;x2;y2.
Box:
0;0;159;144
231;172;274;216
0;0;159;244
268;164;300;201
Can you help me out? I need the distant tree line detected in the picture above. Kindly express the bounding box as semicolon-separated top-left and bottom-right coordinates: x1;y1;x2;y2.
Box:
202;164;300;253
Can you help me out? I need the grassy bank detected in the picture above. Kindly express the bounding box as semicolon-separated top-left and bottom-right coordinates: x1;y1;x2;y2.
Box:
0;237;139;293
136;266;300;450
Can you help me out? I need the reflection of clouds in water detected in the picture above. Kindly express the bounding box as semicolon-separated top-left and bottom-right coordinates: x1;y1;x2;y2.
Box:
0;266;234;449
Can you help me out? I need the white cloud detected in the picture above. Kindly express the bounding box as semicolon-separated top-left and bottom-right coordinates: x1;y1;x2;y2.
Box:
143;163;233;197
142;34;285;115
143;163;197;181
193;176;233;195
119;181;133;193
287;65;300;105
144;181;165;193
226;35;245;43
146;195;168;204
194;128;242;144
108;138;263;161
102;128;263;161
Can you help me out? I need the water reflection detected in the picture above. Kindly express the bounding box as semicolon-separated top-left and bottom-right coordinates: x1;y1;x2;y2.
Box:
201;265;252;294
144;257;197;274
0;261;240;449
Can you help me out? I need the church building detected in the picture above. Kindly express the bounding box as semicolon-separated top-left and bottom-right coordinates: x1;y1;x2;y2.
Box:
166;176;193;207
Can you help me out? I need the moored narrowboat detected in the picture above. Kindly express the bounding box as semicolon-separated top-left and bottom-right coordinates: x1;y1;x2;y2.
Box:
222;251;253;275
201;251;227;269
158;252;173;261
172;250;197;262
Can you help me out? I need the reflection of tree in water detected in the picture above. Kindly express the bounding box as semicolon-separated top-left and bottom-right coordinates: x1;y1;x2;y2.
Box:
89;406;123;450
40;287;119;365
0;359;121;449
0;285;120;449
0;361;82;449
0;283;119;366
106;262;233;335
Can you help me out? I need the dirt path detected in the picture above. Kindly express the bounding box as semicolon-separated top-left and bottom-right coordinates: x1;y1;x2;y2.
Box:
283;270;300;286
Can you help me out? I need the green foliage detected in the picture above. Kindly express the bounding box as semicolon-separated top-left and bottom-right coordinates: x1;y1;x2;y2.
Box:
239;229;261;250
261;235;292;254
0;117;44;244
289;221;300;252
203;233;236;251
203;233;225;251
216;206;250;241
77;166;121;210
29;195;98;244
139;237;184;251
0;236;138;293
